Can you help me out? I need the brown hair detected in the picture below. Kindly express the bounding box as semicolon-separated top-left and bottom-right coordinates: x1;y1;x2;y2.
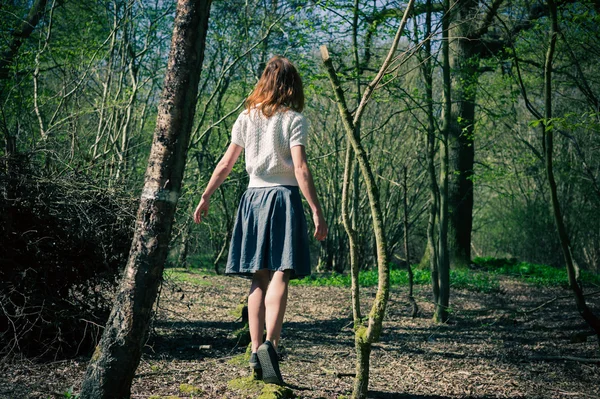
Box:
245;56;304;117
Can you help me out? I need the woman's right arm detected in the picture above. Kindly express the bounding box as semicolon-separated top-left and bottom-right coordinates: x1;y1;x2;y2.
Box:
193;143;243;224
291;145;327;241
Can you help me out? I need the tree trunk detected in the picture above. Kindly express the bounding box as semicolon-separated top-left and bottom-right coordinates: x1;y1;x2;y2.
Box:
542;0;600;349
79;1;212;397
445;0;505;269
213;230;231;274
447;0;479;269
403;166;418;318
418;0;441;314
435;0;452;323
178;222;191;268
353;340;371;399
342;138;362;325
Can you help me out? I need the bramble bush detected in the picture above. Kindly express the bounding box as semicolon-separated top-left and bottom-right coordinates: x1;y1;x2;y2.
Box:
0;155;135;359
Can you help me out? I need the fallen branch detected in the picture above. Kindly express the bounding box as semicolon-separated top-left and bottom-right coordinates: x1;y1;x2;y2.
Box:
519;290;600;315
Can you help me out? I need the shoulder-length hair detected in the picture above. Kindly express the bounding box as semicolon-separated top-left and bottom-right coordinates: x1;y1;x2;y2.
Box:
245;56;304;117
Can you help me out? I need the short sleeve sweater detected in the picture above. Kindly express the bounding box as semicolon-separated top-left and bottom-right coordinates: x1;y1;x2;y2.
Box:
231;107;309;188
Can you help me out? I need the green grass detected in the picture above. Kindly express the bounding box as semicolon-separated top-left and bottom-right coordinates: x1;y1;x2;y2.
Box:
168;255;599;293
473;256;600;287
164;267;215;286
450;269;501;292
290;267;500;293
290;269;428;288
290;257;599;292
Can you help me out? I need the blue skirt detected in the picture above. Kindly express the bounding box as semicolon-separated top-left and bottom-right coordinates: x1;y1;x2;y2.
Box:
225;185;311;280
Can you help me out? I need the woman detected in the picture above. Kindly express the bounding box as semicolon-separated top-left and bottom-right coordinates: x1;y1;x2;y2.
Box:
193;56;327;385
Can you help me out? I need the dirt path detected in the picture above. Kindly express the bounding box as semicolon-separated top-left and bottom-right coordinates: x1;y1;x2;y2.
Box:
1;272;599;398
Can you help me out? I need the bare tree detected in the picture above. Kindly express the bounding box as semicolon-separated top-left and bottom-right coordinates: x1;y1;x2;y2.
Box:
320;0;415;396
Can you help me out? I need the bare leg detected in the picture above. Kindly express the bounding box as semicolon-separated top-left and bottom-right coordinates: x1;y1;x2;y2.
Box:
248;269;270;353
265;270;291;350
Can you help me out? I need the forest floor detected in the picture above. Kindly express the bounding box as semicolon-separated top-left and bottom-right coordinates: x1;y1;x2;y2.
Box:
1;268;599;399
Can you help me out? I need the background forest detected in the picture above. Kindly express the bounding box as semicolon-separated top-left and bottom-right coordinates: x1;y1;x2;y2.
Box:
1;0;600;397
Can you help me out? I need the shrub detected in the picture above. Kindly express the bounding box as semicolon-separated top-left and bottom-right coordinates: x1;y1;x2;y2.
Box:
0;156;136;359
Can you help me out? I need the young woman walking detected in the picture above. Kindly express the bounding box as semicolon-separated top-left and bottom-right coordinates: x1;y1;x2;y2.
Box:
193;56;327;385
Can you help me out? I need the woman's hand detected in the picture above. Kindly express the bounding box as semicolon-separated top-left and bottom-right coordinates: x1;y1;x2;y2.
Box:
193;196;210;223
312;210;328;241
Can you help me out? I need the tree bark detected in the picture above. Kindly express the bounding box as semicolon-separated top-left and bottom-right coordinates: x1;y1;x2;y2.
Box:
435;0;452;323
446;0;479;269
79;1;213;397
342;137;362;326
420;0;439;320
403;166;418;318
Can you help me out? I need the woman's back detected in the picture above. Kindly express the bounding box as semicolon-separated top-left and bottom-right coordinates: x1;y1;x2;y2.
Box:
232;108;309;188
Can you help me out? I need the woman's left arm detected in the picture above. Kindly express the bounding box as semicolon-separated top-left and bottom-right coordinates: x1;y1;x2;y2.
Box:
193;143;243;223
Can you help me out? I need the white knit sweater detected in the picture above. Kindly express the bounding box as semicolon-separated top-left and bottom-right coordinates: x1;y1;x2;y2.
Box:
231;107;309;187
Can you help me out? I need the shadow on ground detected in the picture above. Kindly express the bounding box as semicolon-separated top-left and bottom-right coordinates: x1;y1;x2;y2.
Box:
368;392;527;399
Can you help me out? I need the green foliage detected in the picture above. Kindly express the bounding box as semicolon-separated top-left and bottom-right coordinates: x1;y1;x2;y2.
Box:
176;253;218;271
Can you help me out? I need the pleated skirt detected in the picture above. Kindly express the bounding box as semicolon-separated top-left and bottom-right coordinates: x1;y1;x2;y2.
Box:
225;185;311;280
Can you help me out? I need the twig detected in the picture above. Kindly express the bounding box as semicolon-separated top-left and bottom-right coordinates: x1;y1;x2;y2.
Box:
320;367;355;378
531;355;600;364
135;367;206;378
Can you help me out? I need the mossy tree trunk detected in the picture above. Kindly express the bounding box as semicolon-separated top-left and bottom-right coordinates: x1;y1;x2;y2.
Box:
79;1;213;398
321;51;387;395
342;139;362;325
320;1;415;396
